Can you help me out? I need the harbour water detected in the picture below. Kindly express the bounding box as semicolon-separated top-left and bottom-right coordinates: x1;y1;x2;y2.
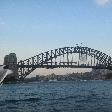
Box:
0;80;112;112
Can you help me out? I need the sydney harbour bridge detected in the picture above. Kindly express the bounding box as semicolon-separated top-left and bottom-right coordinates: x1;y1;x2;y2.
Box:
3;45;112;81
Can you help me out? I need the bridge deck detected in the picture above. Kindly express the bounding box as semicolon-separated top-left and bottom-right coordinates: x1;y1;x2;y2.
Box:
17;64;110;70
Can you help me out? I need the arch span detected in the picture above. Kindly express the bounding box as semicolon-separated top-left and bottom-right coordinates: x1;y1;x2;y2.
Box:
18;46;112;78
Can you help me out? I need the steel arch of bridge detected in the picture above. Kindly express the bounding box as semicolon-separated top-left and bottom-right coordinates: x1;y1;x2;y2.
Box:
18;46;112;78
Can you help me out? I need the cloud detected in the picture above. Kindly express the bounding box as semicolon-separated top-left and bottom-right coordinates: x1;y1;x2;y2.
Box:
95;0;110;6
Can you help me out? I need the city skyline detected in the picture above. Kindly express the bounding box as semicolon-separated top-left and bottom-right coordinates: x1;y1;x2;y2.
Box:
0;0;112;76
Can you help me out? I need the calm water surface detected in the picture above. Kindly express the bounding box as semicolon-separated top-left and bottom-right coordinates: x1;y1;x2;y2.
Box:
0;80;112;112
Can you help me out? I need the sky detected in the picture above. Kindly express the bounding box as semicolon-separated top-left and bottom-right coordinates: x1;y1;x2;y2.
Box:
0;0;112;76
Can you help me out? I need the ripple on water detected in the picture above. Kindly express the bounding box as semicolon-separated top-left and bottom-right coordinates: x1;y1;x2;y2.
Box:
0;81;112;112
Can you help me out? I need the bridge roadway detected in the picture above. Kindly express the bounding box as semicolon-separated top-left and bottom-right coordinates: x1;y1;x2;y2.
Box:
17;64;112;70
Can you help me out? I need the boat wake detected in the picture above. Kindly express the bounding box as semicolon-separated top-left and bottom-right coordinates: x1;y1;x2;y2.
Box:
0;65;13;84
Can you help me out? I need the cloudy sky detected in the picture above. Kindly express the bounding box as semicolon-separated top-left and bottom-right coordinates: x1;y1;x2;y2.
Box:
0;0;112;76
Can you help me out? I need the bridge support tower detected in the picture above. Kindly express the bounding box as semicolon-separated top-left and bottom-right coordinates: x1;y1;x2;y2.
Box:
3;53;18;82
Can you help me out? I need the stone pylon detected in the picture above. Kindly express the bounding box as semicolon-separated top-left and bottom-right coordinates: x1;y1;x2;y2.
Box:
3;53;19;82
